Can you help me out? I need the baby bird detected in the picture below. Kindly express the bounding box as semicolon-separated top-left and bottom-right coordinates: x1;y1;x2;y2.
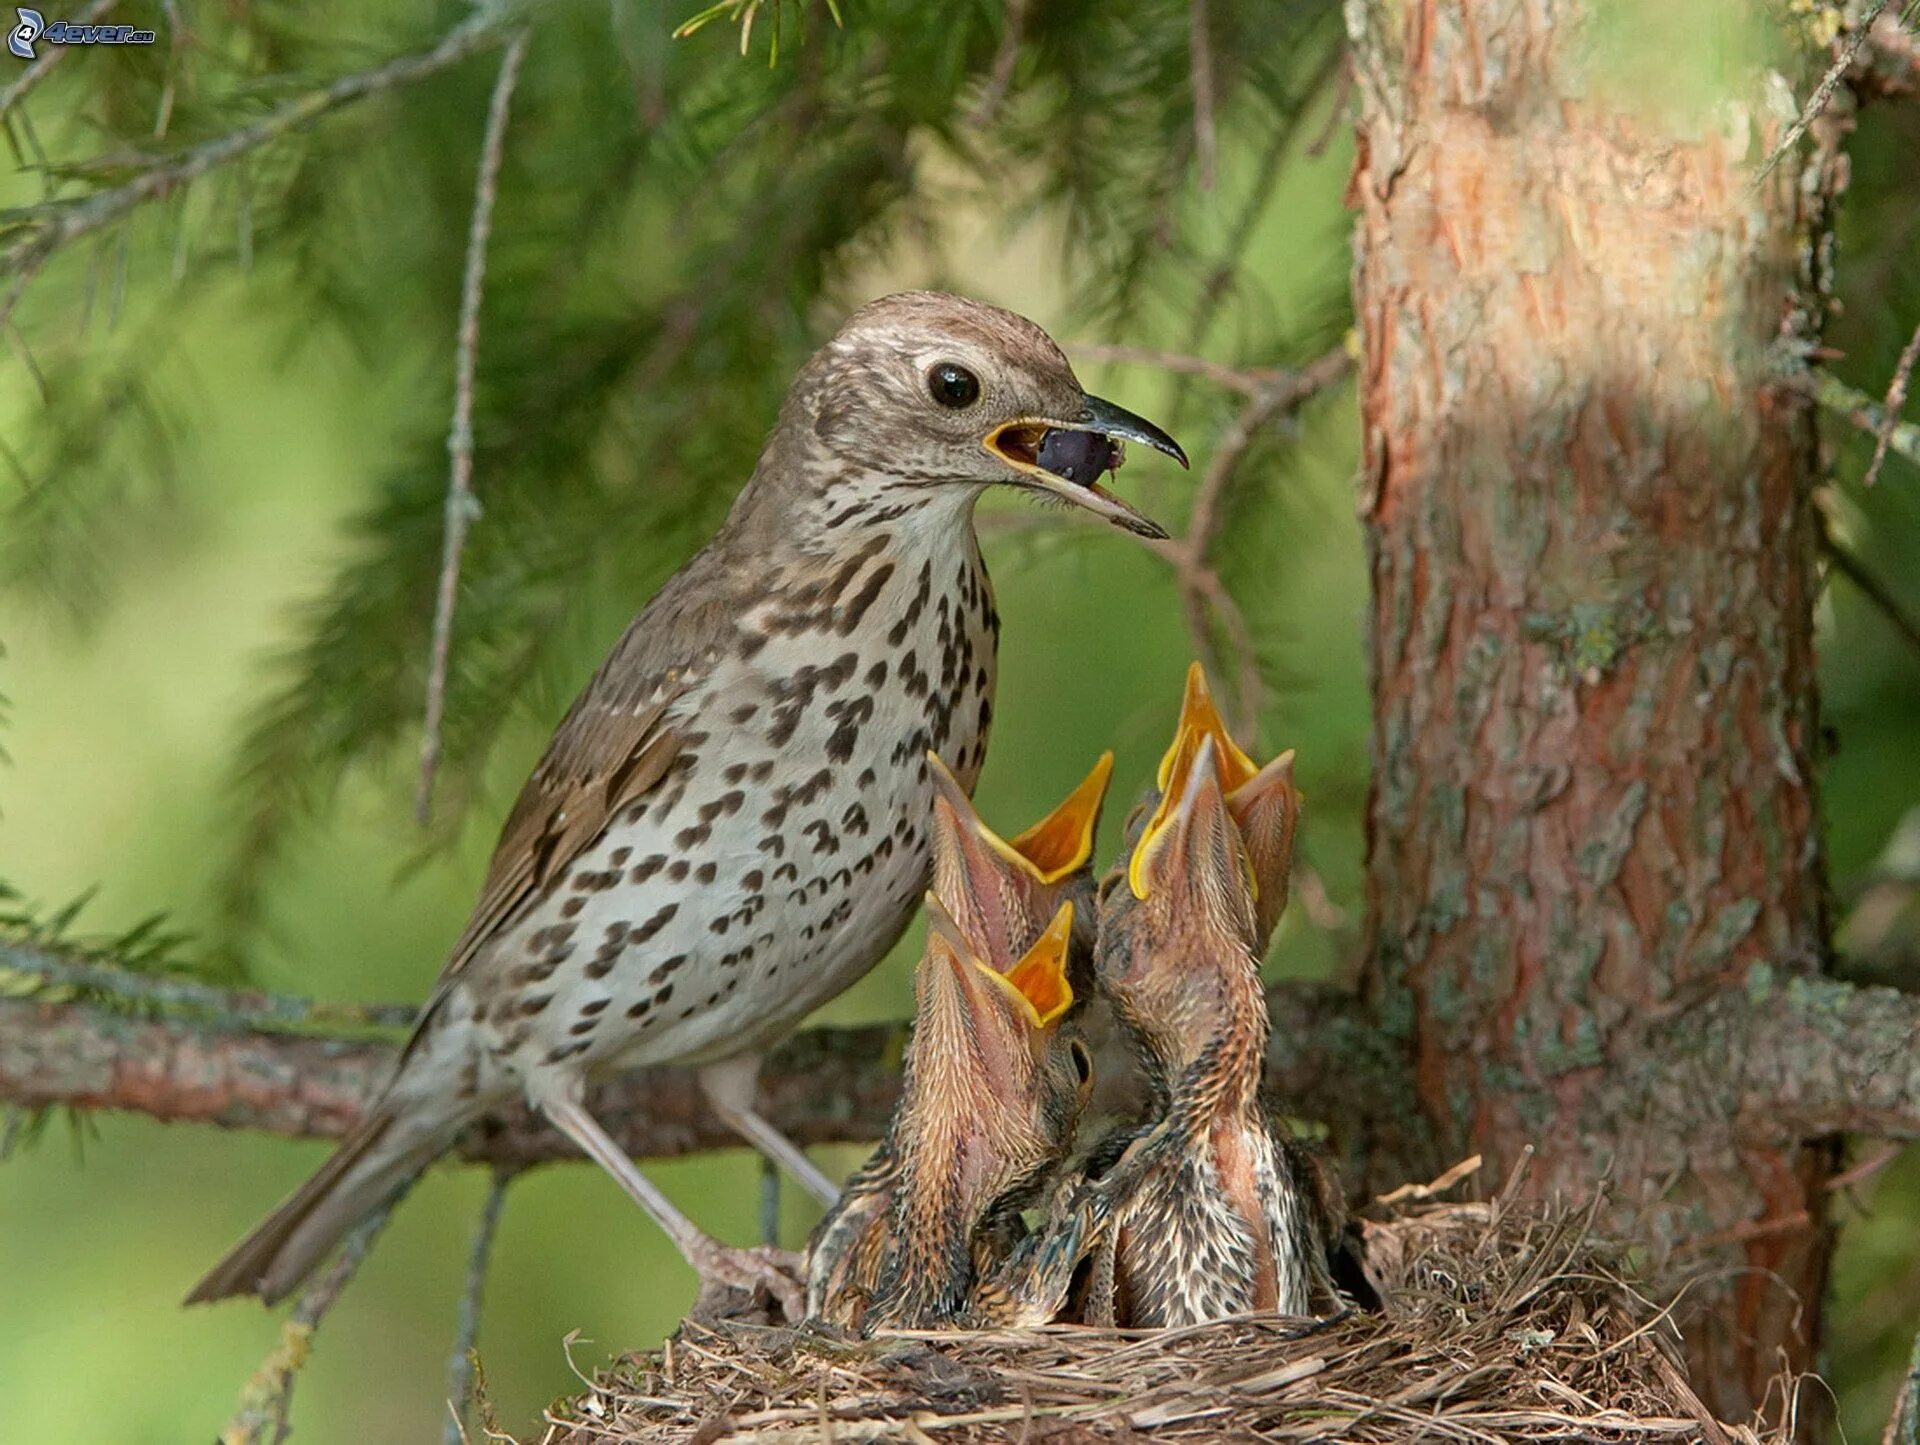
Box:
805;753;1108;1328
1078;667;1333;1328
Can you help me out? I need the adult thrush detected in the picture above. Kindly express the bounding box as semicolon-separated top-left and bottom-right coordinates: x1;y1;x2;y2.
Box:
1077;667;1334;1327
806;751;1108;1327
190;291;1183;1311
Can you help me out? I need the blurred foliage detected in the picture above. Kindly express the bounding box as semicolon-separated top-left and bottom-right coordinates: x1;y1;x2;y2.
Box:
0;0;1914;1440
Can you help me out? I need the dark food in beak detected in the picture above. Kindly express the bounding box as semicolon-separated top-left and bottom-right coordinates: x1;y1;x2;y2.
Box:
994;423;1120;487
1037;428;1125;486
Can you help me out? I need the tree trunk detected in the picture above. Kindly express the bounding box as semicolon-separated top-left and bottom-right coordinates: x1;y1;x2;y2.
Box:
1348;0;1840;1420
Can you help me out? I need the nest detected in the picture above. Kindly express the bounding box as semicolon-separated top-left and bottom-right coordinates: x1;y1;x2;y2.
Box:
528;1196;1790;1445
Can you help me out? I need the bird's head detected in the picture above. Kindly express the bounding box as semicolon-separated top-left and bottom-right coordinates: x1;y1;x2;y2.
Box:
796;291;1185;540
1132;663;1302;949
927;747;1113;995
1096;664;1302;1077
871;894;1091;1327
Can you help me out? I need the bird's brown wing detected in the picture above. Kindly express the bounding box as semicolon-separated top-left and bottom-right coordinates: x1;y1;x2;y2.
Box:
439;682;687;985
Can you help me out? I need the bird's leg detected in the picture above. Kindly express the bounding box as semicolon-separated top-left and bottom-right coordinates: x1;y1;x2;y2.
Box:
539;1093;803;1320
697;1054;841;1207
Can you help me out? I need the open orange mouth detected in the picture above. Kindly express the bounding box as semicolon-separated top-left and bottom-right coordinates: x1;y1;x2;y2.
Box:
928;750;1112;886
1129;663;1273;900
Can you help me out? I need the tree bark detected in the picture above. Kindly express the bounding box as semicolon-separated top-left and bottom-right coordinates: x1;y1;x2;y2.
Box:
1347;0;1845;1419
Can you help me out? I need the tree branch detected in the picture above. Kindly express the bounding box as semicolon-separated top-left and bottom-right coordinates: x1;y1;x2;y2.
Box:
218;1193;403;1445
0;0;115;124
1720;973;1920;1142
417;25;532;825
11;948;1910;1196
1818;370;1920;475
1754;0;1890;185
0;971;1396;1167
0;1;527;322
1144;345;1354;735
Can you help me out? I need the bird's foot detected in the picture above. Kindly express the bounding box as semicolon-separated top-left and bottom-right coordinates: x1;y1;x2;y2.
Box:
685;1241;806;1325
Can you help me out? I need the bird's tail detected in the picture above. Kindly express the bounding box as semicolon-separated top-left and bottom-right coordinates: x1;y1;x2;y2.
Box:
186;1102;465;1306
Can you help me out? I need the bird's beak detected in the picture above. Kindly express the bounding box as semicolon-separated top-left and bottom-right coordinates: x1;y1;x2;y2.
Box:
1131;663;1259;899
1126;733;1252;909
1004;752;1114;884
928;750;1112;962
922;894;1075;1102
984;393;1186;542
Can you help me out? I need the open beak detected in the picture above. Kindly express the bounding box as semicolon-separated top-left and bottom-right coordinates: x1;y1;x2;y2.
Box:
1126;733;1251;908
921;894;1076;1099
1130;662;1303;942
928;750;1112;962
984;393;1186;542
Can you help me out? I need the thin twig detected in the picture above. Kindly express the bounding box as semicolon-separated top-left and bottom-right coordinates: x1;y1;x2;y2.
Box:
967;0;1030;128
1824;1141;1904;1195
1754;0;1891;186
1073;342;1280;397
1174;43;1345;381
417;26;531;825
0;0;116;124
1188;0;1218;192
1815;371;1920;472
1884;1324;1920;1445
444;1171;514;1445
1866;316;1920;488
217;1195;405;1445
1825;535;1920;662
1145;347;1353;732
1183;348;1352;555
0;3;526;286
0;936;417;1032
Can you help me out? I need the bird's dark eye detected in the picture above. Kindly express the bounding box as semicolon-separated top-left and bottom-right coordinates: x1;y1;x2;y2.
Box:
928;363;980;409
1069;1039;1093;1087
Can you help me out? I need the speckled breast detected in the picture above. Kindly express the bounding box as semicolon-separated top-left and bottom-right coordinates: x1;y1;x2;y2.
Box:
463;530;1000;1088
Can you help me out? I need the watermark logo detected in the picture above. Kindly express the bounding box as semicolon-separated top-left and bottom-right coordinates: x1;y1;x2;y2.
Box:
10;8;157;61
8;8;41;58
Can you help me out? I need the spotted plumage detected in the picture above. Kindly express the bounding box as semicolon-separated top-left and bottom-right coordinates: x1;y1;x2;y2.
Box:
986;667;1337;1330
1077;672;1334;1326
191;291;1182;1311
804;753;1109;1329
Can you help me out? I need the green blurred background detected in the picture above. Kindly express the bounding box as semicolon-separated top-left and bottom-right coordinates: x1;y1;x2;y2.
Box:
0;2;1915;1439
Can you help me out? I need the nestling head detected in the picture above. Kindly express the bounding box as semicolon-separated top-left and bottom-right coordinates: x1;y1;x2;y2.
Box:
1096;664;1304;1076
927;748;1112;994
790;291;1185;539
868;895;1093;1327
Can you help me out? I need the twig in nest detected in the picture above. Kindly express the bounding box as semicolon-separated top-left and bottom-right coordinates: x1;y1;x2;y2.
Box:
445;1171;515;1445
1754;0;1891;185
1866;315;1920;488
417;26;532;824
1376;1154;1482;1206
217;1195;404;1445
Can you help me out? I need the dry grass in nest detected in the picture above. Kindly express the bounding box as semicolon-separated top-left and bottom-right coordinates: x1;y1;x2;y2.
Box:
525;1192;1795;1444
